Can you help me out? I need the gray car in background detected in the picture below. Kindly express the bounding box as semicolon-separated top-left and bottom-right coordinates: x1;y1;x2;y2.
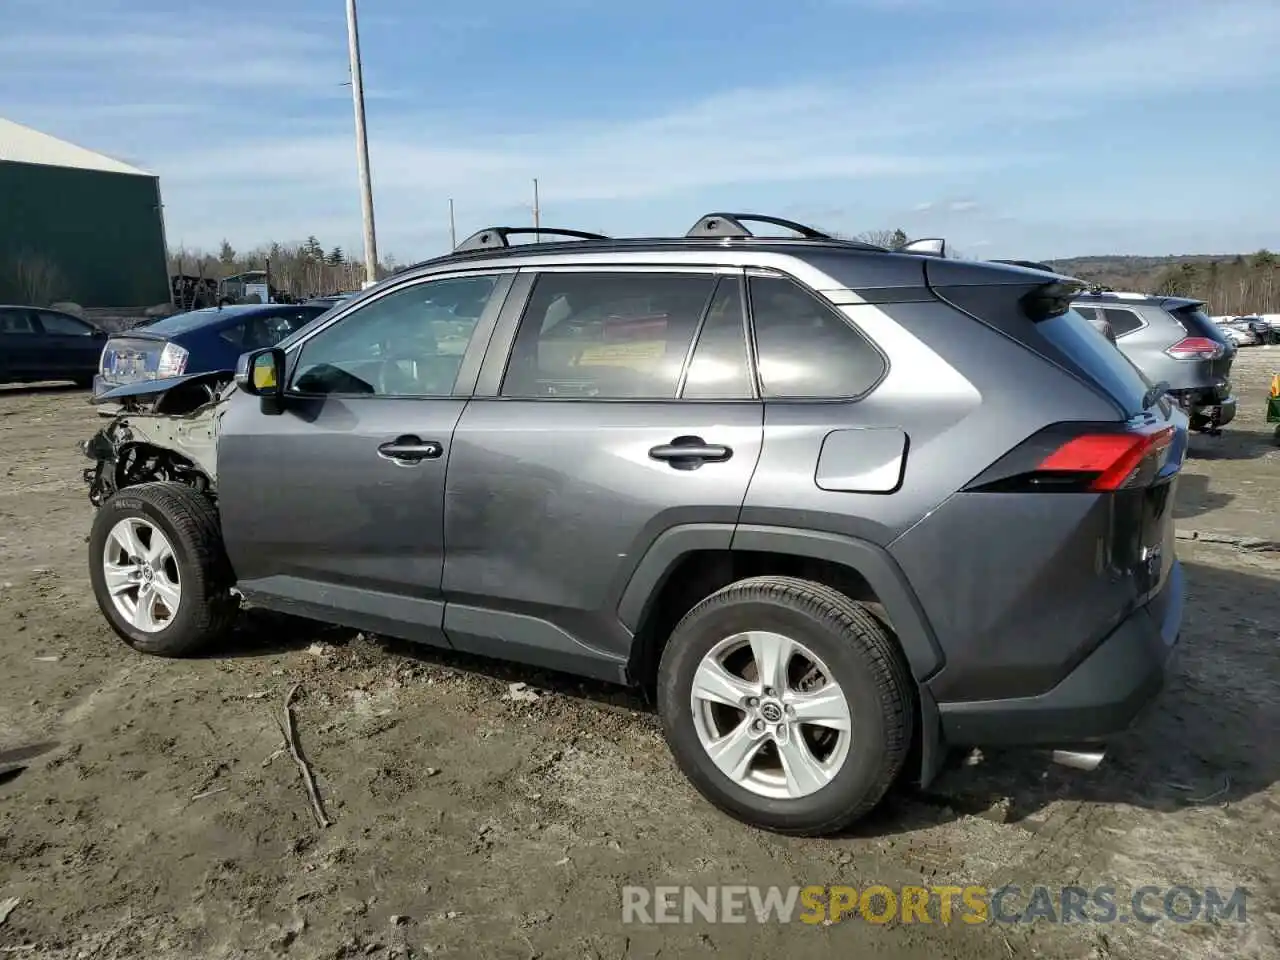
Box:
1072;292;1237;434
80;214;1187;835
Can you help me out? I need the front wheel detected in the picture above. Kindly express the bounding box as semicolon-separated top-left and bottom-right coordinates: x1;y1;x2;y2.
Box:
658;576;914;836
88;482;238;656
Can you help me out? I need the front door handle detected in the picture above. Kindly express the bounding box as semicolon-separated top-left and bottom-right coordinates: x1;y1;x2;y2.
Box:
377;435;443;464
648;436;733;470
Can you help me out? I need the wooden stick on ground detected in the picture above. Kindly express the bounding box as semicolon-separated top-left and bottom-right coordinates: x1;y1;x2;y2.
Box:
281;683;331;828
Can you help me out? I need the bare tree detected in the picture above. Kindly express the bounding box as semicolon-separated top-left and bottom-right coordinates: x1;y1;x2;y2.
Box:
7;252;68;306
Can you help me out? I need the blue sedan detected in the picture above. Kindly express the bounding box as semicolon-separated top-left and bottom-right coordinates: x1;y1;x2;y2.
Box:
94;302;332;400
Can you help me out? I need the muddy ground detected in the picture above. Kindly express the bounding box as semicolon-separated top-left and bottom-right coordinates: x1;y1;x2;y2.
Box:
1;349;1277;960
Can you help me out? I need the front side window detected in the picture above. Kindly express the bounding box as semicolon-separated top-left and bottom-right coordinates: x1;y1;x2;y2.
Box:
749;276;885;399
501;272;716;399
292;275;499;397
37;311;94;336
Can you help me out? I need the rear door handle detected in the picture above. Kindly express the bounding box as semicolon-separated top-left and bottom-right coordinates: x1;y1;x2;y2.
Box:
377;435;443;464
648;436;733;469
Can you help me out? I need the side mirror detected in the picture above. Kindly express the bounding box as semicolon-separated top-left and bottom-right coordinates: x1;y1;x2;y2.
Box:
235;347;285;396
235;348;286;413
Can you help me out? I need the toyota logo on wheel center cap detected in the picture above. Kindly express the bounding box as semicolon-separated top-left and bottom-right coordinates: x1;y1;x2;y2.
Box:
760;702;783;723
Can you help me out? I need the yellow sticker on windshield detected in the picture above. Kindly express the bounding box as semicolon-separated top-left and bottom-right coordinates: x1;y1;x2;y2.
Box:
252;354;278;390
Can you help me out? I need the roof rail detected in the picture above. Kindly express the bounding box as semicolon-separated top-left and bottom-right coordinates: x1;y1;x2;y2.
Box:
685;212;831;240
454;226;610;253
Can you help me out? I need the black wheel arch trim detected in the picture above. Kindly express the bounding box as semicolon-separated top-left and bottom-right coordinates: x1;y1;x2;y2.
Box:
616;522;945;682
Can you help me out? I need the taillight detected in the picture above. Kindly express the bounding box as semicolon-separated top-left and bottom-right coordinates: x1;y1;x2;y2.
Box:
1038;427;1174;491
964;423;1177;494
157;342;190;379
1165;336;1223;361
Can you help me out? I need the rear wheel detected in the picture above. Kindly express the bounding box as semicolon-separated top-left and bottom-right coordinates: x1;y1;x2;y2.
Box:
88;482;238;657
658;576;913;836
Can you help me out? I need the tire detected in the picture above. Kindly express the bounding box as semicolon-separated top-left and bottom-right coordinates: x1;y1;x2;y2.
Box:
657;576;913;836
88;482;238;657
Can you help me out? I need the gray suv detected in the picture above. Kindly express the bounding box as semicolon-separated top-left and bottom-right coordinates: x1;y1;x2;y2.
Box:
1072;291;1237;434
81;214;1186;835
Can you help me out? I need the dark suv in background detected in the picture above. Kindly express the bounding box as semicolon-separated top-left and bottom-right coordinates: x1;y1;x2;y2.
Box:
82;214;1186;836
1073;291;1236;434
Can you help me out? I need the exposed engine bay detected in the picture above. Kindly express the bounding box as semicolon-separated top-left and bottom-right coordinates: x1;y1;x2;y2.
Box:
81;372;231;507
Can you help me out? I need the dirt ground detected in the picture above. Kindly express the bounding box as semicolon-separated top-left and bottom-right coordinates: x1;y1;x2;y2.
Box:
1;350;1278;960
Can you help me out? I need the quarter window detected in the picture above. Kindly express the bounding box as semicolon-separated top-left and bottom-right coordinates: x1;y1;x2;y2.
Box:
1102;307;1144;338
292;275;498;397
749;276;885;399
501;272;715;399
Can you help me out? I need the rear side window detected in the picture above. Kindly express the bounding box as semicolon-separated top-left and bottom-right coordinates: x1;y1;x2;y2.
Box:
1101;307;1143;337
1039;308;1151;414
221;308;324;350
0;309;36;334
681;278;754;400
748;276;885;399
502;272;715;399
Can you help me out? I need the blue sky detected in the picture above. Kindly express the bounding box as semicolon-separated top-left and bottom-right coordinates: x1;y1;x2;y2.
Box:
2;0;1278;263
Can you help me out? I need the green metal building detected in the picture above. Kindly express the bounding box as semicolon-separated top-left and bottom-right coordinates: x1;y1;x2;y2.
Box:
0;117;169;308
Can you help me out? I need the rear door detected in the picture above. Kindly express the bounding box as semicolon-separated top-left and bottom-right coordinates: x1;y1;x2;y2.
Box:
216;271;514;645
442;267;763;679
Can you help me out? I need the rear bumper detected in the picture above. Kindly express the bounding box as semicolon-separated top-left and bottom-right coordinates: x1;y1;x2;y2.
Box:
1213;396;1237;427
1171;386;1236;428
935;559;1184;747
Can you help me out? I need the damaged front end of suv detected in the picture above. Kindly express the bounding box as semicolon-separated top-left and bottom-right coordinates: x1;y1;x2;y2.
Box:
80;372;232;507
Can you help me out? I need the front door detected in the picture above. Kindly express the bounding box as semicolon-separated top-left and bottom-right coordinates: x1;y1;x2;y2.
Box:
443;268;764;679
217;271;513;645
34;310;105;378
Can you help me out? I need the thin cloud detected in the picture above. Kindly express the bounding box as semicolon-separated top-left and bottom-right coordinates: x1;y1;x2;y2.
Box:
2;0;1277;257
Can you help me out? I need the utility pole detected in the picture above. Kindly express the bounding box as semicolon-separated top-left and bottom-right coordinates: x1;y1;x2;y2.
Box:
449;198;456;249
345;0;379;288
532;178;540;242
